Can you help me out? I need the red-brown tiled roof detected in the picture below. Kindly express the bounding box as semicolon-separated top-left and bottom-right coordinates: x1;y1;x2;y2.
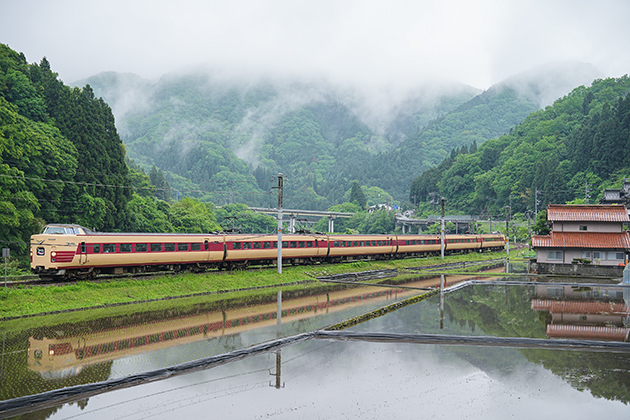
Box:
546;204;630;222
532;231;630;249
546;324;630;341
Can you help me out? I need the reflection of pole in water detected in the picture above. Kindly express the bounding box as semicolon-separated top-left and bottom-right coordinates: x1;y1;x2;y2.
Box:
440;275;445;330
272;290;284;389
277;290;282;338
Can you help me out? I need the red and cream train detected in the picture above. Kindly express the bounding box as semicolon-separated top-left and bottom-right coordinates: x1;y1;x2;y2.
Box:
30;224;505;280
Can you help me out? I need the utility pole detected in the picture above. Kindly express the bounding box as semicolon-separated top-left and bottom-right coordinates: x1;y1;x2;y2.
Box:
525;210;532;250
441;198;445;260
275;174;283;274
585;181;590;204
505;206;510;257
535;188;540;216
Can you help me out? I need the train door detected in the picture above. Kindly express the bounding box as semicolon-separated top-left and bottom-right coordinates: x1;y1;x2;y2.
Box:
79;241;88;265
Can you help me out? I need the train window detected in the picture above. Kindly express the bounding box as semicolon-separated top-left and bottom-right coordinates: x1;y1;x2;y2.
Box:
377;241;381;246
306;241;313;248
120;244;132;252
37;247;45;256
204;240;209;251
340;241;346;247
360;241;364;246
290;241;297;248
136;243;147;252
273;242;278;248
150;243;161;252
354;241;359;247
164;243;175;252
405;240;409;245
243;243;252;249
371;241;376;246
283;241;289;248
264;242;271;249
81;242;86;253
334;241;339;247
191;243;201;251
298;241;305;248
103;244;116;253
134;337;146;347
178;243;188;251
254;242;261;249
233;242;242;250
93;244;100;253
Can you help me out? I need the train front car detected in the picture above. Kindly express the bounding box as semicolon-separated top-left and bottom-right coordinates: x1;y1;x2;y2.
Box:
31;224;88;279
31;224;227;279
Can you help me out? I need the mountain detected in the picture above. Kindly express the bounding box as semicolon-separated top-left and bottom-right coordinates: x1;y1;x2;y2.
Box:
409;75;630;218
77;62;602;208
76;69;480;209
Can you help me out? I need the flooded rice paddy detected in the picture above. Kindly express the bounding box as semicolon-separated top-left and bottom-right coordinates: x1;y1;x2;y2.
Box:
1;264;629;419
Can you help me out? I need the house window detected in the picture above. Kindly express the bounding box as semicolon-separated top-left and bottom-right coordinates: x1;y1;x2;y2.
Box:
579;225;588;231
546;250;563;260
582;251;591;259
612;252;625;260
593;251;606;260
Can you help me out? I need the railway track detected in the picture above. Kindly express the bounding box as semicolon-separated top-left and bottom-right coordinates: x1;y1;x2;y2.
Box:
6;257;508;289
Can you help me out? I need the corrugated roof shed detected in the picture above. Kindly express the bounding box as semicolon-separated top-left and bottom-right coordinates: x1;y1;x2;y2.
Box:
531;231;630;249
546;204;630;222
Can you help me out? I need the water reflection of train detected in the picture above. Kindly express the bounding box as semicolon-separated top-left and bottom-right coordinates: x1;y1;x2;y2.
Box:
30;224;505;279
28;284;422;378
531;284;630;342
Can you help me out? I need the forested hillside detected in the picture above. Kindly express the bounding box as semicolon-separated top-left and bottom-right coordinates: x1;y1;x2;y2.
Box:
410;76;630;217
83;63;598;207
82;71;481;209
0;44;277;262
0;44;131;254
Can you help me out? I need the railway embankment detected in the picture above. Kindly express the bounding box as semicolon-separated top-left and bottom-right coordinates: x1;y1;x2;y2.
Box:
0;252;509;320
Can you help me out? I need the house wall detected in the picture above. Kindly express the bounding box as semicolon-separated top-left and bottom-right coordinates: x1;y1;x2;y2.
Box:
551;221;622;233
536;248;626;266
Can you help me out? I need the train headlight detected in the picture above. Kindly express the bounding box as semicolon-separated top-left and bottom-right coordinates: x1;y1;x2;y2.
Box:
51;251;56;257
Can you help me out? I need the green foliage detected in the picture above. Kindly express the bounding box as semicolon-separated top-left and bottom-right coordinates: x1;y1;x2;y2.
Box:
532;210;551;235
349;181;367;209
410;77;630;215
168;197;221;233
214;203;276;233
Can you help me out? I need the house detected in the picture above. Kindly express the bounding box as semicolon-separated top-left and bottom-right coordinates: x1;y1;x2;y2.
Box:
599;179;630;206
531;204;630;267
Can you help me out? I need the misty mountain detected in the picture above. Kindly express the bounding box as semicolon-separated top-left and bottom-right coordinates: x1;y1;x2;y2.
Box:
356;62;603;200
76;62;601;208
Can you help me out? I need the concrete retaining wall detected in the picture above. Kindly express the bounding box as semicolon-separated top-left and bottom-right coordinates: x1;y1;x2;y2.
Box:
529;260;624;277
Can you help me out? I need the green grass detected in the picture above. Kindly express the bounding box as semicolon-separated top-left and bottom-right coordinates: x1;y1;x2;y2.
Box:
0;252;506;319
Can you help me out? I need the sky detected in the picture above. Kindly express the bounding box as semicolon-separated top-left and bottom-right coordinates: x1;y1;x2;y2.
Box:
1;0;629;89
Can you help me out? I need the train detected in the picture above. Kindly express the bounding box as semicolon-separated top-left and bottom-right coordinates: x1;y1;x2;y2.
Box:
30;224;505;280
